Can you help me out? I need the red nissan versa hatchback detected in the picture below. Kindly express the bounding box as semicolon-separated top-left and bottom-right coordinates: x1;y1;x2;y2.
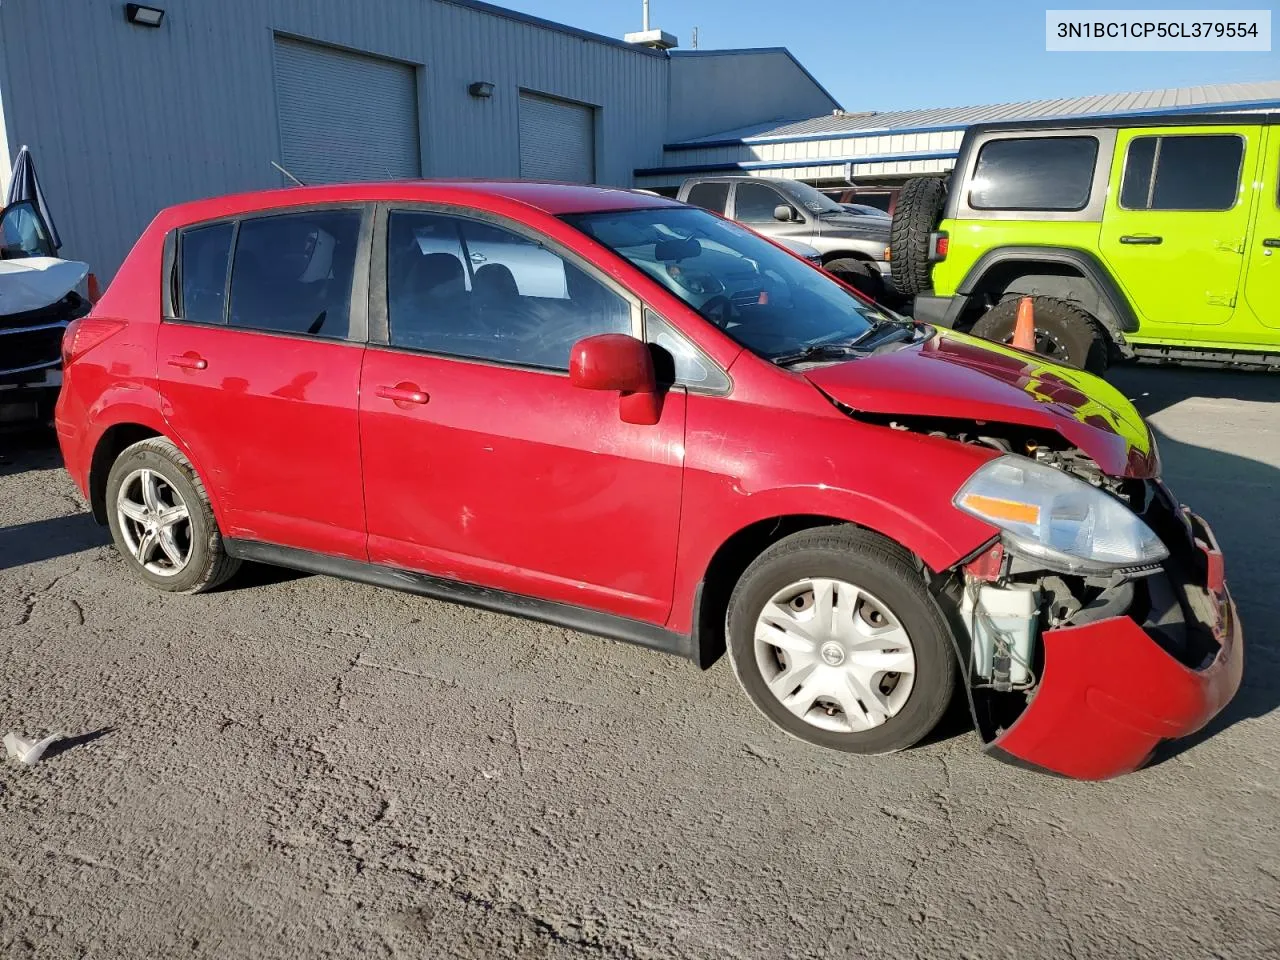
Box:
55;182;1242;780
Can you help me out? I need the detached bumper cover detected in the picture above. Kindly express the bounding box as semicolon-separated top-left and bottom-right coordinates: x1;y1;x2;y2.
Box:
987;512;1243;780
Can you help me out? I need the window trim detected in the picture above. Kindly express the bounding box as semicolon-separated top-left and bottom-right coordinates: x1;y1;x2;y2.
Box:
163;202;374;344
369;201;643;374
1117;133;1246;213
967;135;1100;213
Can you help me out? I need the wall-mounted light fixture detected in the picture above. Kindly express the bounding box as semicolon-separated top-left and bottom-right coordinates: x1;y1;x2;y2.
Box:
125;3;165;27
468;81;495;99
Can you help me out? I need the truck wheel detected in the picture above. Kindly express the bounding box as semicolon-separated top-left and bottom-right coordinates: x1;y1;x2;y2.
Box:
970;296;1110;374
726;526;956;754
825;258;884;301
889;177;946;296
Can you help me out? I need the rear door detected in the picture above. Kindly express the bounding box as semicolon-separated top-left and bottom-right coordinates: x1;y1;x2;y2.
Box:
1243;126;1280;330
157;205;372;558
1099;126;1261;330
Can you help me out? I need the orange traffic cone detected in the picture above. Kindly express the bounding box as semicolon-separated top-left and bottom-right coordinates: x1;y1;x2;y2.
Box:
1012;296;1035;352
86;273;101;304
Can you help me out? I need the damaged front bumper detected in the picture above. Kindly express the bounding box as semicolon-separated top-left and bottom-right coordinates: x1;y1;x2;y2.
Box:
983;511;1242;780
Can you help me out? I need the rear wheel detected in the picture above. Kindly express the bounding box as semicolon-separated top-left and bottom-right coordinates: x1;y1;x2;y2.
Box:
970;295;1109;374
825;257;884;301
727;527;956;754
889;177;947;296
105;437;240;593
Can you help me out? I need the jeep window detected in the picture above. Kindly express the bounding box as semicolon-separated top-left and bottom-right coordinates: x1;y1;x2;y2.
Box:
1120;135;1244;212
565;206;892;362
734;182;788;223
684;182;730;215
969;137;1099;211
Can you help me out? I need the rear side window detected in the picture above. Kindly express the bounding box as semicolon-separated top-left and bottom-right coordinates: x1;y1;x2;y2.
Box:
178;222;233;323
1120;135;1244;211
735;182;786;223
228;209;362;339
969;137;1099;211
685;182;730;214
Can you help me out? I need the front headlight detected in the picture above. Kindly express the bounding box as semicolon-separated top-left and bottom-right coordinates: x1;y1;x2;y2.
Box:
954;455;1168;574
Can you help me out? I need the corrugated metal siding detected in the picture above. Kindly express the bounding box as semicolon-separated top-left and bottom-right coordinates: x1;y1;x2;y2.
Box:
518;92;595;182
0;0;670;279
274;37;421;184
674;80;1280;145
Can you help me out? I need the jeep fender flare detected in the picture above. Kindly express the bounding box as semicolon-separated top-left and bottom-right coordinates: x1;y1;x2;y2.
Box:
955;245;1139;335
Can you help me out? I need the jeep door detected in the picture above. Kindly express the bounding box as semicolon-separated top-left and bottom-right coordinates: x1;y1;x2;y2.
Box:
1099;126;1261;331
1242;125;1280;331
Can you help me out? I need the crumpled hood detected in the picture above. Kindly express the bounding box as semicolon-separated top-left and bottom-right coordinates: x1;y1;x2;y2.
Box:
817;215;890;242
804;328;1157;478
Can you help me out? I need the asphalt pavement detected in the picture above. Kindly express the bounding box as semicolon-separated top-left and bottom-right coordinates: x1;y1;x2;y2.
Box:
1;365;1278;959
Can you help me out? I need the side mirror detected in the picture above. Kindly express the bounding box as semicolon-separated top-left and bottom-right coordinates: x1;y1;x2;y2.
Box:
569;333;661;425
774;204;798;223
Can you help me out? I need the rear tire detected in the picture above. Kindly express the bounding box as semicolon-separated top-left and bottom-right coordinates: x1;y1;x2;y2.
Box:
970;295;1110;374
726;526;956;754
825;257;884;301
889;177;947;296
105;437;240;594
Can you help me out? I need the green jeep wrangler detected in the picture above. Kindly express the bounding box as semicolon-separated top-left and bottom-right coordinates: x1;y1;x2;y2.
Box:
891;113;1280;373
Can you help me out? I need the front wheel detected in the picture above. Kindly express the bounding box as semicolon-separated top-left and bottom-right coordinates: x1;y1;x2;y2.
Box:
825;258;884;301
970;295;1110;374
726;527;956;754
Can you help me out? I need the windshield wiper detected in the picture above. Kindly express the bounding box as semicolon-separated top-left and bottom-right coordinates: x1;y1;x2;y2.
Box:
772;341;865;366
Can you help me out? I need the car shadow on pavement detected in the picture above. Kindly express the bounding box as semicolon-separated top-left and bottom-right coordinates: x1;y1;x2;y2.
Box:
0;513;109;571
1109;365;1280;765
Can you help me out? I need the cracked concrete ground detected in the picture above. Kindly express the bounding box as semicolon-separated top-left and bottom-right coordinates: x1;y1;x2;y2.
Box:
1;366;1279;959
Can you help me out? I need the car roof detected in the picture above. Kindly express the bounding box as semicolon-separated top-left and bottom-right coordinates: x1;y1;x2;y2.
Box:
160;180;681;227
967;111;1280;137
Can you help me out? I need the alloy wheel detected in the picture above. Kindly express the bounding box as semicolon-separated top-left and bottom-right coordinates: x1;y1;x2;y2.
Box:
115;468;193;577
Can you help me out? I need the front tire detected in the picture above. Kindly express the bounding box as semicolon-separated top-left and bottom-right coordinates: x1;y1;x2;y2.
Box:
105;437;240;594
825;257;884;301
970;295;1109;374
727;527;956;754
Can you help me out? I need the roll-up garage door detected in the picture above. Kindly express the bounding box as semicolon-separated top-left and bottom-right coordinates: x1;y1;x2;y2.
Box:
274;36;420;185
518;92;595;183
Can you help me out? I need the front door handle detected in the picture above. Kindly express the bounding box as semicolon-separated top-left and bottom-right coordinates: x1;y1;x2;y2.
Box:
167;353;208;370
1119;235;1163;245
376;382;429;405
1263;238;1280;249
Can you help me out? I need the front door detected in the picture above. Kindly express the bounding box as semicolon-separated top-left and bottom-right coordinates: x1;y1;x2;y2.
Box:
1243;127;1280;330
157;207;370;558
1099;126;1261;332
359;208;686;624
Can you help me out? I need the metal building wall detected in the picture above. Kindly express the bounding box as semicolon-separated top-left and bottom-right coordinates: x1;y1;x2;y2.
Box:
0;0;670;279
666;50;841;144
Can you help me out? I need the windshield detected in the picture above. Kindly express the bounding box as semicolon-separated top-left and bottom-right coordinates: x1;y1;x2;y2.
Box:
776;180;846;217
563;206;895;361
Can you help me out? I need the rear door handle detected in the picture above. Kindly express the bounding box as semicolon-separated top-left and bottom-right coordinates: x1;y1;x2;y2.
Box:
376;382;429;405
1263;238;1280;249
1119;235;1163;245
167;353;208;370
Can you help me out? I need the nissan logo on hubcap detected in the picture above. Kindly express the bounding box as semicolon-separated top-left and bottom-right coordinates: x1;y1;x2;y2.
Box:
820;642;845;666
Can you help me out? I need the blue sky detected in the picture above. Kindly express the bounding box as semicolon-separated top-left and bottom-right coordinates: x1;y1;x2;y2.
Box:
500;0;1279;110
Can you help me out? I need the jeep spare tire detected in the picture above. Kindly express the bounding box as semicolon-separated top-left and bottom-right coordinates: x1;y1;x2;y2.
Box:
970;295;1109;374
889;177;946;296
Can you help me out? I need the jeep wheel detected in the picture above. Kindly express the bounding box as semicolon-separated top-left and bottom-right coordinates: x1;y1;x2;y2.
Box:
825;257;884;301
970;295;1109;374
889;177;946;296
727;526;956;754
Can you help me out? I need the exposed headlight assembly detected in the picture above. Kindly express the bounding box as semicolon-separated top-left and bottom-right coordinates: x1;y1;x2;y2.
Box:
954;455;1168;575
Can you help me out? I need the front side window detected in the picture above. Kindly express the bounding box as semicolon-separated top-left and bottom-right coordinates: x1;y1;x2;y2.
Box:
734;182;787;223
178;222;233;323
565;206;893;362
969;136;1099;211
228;209;362;339
386;210;632;370
1120;134;1244;211
685;182;730;214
